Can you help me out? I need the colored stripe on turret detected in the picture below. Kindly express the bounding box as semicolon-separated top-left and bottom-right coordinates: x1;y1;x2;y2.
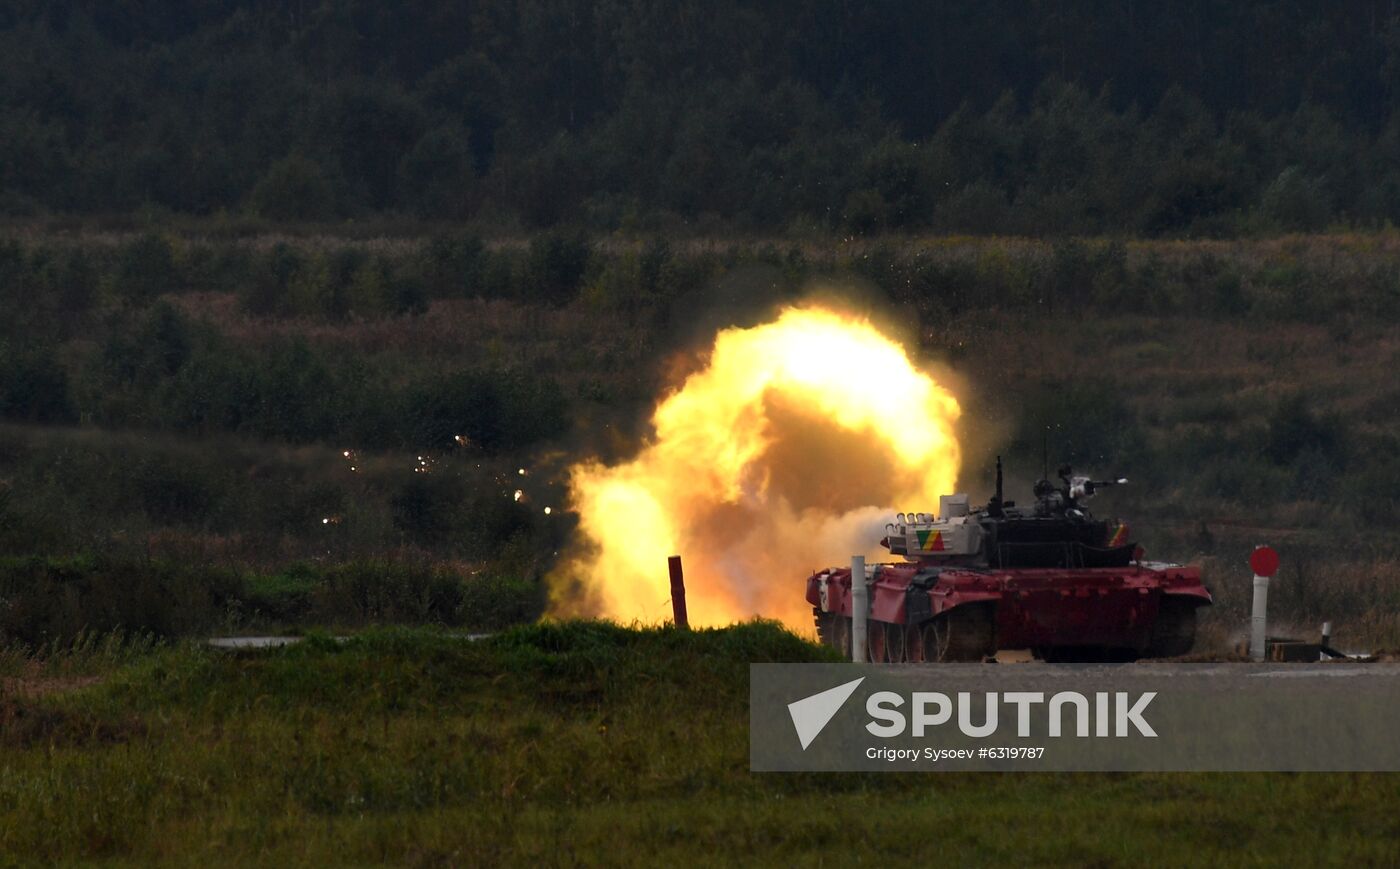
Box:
916;529;945;551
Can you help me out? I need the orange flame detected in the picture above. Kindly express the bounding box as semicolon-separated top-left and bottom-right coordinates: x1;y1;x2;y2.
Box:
550;305;961;631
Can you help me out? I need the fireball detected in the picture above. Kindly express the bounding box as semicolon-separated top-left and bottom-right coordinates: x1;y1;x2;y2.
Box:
551;304;961;631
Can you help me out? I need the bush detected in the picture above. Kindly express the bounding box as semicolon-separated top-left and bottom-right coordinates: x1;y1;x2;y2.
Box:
30;245;99;321
0;344;76;424
459;574;544;629
0;556;540;643
243;243;305;316
158;343;256;433
403;368;569;453
130;452;225;526
422;233;485;297
1344;457;1400;524
0;556;243;645
1260;166;1333;231
112;233;178;302
316;247;364;320
1264;395;1343;467
526;234;592;305
247;154;336;221
244;339;344;442
460;489;534;559
391;473;465;545
397;124;474;218
1010;379;1147;471
309;561;466;625
242;563;320;624
386;263;428;316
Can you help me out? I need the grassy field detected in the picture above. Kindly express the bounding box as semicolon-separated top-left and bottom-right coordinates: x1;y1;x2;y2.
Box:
0;623;1397;866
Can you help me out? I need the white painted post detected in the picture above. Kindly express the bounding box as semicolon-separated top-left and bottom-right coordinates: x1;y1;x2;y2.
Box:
1249;574;1269;661
851;555;867;663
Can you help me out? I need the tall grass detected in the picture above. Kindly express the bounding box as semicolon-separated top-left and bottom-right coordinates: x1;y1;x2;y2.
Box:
0;557;547;647
0;623;1395;865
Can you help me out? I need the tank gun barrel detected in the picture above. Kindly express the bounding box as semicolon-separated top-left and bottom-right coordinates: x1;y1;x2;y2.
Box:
1070;476;1128;499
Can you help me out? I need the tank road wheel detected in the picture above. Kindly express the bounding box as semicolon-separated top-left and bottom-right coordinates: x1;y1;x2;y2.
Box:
921;618;950;662
814;610;852;657
906;621;926;662
886;623;907;663
1146;597;1198;659
814;609;835;648
867;622;888;663
920;604;996;662
817;607;845;654
834;616;852;658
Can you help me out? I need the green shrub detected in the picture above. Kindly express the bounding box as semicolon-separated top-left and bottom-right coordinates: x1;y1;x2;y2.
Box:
1260;166;1333;231
243;242;304;316
347;255;393;316
243;339;344;442
247;154;336;221
111;233;178;302
1009;379;1147;471
309;561;466;625
397;124;474;218
526;233;592;305
242;563;321;624
460;489;534;559
130;452;225;526
1264;395;1343;467
0;556;243;646
459;574;544;629
422;233;485;297
386;262;428;315
0;343;76;424
403;368;569;453
390;473;465;545
31;244;99;319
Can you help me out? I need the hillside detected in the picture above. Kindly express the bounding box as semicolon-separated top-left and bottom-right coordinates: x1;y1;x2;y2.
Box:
1;230;1398;647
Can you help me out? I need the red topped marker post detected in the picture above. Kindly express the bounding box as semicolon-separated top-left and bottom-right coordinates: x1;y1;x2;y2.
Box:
1248;545;1280;660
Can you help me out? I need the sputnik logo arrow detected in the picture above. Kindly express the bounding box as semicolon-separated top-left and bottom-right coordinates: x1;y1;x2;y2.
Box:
787;676;865;750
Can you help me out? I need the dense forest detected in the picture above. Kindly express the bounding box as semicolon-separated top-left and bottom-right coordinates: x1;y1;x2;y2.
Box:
5;1;1400;234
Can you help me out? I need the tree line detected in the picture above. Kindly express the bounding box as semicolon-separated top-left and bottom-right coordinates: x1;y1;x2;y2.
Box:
4;1;1400;234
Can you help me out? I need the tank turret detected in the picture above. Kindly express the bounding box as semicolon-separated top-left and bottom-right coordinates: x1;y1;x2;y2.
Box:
883;457;1135;569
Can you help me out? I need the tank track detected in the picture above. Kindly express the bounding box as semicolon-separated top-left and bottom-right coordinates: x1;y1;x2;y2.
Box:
920;603;997;662
815;606;995;663
1145;597;1198;658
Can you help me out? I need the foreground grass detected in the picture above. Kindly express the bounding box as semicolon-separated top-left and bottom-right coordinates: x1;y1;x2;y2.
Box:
0;622;1397;866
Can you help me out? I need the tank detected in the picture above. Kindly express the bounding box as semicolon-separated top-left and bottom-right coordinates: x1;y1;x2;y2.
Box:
807;458;1212;662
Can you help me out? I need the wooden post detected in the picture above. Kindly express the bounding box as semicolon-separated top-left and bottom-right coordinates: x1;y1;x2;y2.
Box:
668;555;689;629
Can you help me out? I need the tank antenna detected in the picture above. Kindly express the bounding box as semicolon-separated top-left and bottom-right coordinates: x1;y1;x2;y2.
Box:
992;454;1004;514
1042;427;1049;482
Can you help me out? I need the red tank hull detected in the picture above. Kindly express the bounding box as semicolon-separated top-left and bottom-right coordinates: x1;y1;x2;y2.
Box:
806;562;1212;662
